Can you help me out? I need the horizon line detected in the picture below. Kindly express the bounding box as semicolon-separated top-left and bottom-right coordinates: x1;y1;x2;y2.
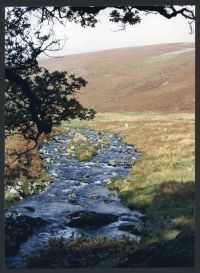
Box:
38;41;195;61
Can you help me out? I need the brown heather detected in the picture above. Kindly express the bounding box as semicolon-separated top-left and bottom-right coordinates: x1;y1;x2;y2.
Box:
40;43;195;114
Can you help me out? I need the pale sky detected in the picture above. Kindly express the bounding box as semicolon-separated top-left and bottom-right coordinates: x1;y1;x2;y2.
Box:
39;6;195;58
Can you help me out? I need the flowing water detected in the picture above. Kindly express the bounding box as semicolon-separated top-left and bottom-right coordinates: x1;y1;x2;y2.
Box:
5;128;143;268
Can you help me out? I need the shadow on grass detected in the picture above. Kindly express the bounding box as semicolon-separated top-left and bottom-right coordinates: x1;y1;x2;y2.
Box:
119;180;195;267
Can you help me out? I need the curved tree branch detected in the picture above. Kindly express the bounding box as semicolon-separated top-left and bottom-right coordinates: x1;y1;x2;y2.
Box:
133;6;195;20
5;68;52;135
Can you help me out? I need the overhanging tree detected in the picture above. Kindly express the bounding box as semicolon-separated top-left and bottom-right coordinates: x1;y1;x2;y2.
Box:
5;7;97;146
5;6;195;145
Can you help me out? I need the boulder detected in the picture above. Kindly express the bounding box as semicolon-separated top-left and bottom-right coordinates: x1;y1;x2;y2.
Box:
68;199;79;205
23;206;35;212
5;214;48;256
67;211;118;229
123;162;132;168
118;223;142;236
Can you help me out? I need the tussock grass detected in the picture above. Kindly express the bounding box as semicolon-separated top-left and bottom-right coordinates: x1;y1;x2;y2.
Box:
64;112;195;244
67;132;97;161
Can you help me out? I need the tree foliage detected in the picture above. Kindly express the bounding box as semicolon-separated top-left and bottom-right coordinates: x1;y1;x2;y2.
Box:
5;6;195;144
5;7;97;144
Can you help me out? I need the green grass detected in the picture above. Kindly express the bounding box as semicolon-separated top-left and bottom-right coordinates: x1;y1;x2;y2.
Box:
121;111;156;116
135;54;177;70
134;48;194;70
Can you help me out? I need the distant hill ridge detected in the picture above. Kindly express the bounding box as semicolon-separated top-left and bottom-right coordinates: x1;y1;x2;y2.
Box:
40;43;195;113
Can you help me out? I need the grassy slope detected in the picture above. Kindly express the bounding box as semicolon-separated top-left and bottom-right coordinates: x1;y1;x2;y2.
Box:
40;43;195;113
64;112;195;244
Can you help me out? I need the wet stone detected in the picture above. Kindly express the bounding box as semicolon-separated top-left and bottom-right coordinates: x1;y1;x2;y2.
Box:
108;160;119;167
118;223;142;236
23;206;35;212
66;211;119;229
104;198;116;204
90;195;101;199
68;199;80;205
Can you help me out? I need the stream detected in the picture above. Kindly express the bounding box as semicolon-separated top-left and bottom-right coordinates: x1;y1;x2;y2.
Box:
5;128;144;268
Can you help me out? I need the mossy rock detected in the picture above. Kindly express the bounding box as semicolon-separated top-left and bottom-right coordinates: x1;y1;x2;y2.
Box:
108;160;118;167
67;133;97;161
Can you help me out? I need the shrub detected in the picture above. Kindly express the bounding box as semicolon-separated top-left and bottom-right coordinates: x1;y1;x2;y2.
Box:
24;235;138;268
